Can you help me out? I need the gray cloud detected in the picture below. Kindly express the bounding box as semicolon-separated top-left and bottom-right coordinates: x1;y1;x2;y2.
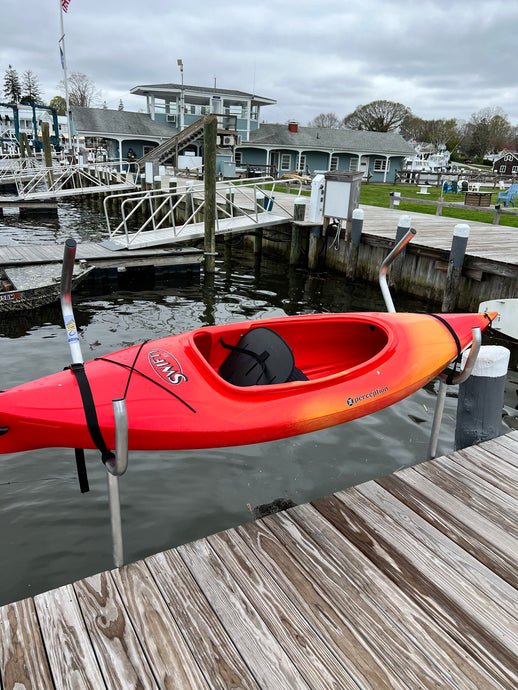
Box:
1;0;517;126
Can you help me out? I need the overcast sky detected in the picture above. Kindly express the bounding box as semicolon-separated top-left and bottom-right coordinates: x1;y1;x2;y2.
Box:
2;0;517;127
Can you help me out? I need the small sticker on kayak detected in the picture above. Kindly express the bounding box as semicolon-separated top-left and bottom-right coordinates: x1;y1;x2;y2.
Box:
149;349;188;385
347;386;388;406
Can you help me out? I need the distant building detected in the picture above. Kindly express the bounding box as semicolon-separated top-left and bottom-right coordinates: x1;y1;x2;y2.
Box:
70;106;174;160
130;82;276;142
238;122;415;182
493;151;518;176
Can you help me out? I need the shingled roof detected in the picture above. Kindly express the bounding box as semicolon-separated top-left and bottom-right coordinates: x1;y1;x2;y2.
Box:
246;124;415;156
71;107;174;138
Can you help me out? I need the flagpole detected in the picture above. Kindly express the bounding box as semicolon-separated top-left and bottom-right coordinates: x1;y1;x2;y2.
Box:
58;0;73;153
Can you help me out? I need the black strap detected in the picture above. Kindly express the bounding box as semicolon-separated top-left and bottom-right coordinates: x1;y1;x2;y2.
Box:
74;448;90;493
425;313;463;384
426;313;462;357
220;337;270;377
69;362;114;463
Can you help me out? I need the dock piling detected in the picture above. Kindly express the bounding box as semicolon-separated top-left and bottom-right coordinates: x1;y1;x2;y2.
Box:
203;115;218;273
345;208;364;280
442;224;470;312
455;345;510;450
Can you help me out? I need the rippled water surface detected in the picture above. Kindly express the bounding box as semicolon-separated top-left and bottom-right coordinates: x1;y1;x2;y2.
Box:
0;197;516;605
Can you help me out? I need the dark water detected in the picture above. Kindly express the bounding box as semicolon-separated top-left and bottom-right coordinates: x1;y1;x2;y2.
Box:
0;197;516;606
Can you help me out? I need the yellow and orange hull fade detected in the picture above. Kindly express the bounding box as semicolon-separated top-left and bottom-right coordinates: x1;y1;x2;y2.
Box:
0;311;496;454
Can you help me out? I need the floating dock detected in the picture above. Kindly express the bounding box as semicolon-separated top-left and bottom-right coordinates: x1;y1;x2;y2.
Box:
1;431;517;688
0;243;203;272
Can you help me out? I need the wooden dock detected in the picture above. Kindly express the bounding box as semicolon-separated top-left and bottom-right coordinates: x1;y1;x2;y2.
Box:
0;243;204;271
1;431;517;689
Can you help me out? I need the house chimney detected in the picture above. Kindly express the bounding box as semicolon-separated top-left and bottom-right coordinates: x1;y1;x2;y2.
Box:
288;121;298;133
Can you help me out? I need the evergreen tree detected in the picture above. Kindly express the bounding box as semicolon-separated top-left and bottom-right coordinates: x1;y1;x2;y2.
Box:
3;65;21;103
20;70;43;104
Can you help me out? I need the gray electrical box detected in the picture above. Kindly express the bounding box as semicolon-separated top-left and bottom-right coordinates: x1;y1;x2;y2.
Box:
323;171;364;221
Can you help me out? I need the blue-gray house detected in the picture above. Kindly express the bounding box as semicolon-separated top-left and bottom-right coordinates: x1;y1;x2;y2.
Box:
237;122;415;182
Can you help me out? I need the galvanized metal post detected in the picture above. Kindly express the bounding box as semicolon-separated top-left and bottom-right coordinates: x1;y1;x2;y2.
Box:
60;240;128;569
428;327;481;459
379;228;416;312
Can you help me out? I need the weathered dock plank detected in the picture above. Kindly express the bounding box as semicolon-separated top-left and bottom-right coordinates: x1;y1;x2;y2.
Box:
146;548;261;690
34;584;105;689
74;572;158;689
1;433;518;689
110;560;210;689
0;597;53;690
312;486;518;688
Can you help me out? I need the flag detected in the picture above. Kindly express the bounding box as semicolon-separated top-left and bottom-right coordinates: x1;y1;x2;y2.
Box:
62;0;70;12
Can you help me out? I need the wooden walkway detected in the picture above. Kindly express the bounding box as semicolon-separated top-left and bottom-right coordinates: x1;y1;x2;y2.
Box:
1;431;517;689
0;244;204;271
358;203;518;269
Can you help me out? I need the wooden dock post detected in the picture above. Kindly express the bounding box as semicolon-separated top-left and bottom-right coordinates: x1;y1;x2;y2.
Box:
389;215;411;287
204;114;217;274
442;223;470;312
345;208;364;280
455;346;510;450
289;200;307;265
308;226;323;271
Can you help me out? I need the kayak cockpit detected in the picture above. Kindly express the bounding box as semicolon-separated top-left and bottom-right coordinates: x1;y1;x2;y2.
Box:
190;316;391;386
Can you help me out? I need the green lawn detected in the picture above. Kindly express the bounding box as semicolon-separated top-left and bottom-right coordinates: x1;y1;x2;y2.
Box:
270;181;517;229
359;184;518;227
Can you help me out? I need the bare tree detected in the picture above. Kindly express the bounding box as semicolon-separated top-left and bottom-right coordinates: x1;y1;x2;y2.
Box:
60;72;100;107
342;100;411;132
463;107;513;158
308;112;341;128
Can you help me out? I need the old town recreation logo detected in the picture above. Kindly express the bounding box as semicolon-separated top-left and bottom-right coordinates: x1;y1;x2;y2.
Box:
148;349;188;385
347;386;389;407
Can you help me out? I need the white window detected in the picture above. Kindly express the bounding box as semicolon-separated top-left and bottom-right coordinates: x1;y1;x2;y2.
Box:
513;166;518;174
297;153;306;172
281;153;291;171
330;155;338;171
374;158;387;172
235;151;242;166
500;165;507;173
505;154;513;161
349;157;359;171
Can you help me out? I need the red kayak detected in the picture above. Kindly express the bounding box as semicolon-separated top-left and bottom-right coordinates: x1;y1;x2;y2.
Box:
0;311;495;454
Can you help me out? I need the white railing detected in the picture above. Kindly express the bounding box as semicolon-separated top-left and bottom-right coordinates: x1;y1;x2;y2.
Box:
10;161;138;199
103;176;303;248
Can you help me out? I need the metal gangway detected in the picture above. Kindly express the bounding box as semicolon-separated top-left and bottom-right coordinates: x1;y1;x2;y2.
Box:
3;160;138;200
100;176;304;251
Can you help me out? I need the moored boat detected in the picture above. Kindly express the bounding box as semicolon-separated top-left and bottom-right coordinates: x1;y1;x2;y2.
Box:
0;262;93;312
0;310;496;454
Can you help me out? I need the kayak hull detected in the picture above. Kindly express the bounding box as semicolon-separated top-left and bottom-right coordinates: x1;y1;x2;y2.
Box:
0;311;496;453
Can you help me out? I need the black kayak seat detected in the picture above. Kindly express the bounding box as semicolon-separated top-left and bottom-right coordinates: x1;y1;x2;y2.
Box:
218;326;308;386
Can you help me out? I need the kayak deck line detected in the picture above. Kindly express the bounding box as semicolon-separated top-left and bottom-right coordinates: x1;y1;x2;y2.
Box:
1;430;516;688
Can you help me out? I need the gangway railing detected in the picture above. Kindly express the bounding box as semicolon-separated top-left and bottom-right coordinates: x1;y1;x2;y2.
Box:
10;160;138;199
102;176;303;249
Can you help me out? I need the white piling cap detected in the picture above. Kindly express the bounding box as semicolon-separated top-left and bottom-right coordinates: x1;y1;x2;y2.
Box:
454;223;470;238
398;215;411;228
352;208;364;220
462;345;510;377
